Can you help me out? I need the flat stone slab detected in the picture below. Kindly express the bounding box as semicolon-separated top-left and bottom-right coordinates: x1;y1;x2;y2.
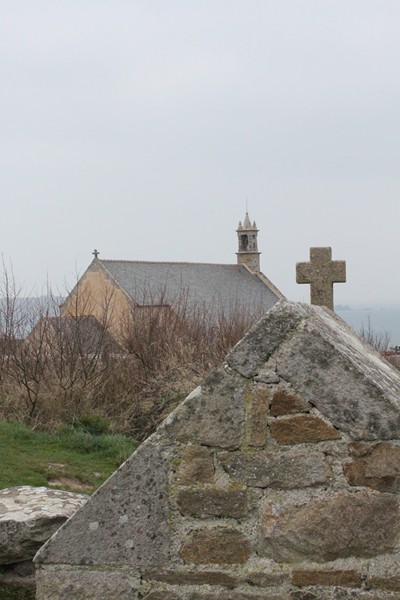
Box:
36;441;171;567
164;367;247;449
261;490;400;563
0;486;87;563
219;448;331;489
35;567;140;600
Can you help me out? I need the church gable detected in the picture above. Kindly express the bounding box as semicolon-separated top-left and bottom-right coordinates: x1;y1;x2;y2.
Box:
61;261;132;337
35;301;400;599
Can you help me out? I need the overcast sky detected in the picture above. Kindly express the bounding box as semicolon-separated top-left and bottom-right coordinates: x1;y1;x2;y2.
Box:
1;1;399;306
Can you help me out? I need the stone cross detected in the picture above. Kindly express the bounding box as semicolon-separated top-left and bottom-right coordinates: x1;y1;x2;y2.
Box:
296;247;346;310
92;249;99;259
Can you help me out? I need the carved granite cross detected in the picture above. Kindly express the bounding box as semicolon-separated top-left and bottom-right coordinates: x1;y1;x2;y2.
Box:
296;247;346;310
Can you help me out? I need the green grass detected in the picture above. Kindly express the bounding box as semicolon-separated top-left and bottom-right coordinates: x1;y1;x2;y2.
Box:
0;421;137;494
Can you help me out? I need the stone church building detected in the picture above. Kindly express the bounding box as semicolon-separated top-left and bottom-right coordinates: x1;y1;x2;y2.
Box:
60;213;284;338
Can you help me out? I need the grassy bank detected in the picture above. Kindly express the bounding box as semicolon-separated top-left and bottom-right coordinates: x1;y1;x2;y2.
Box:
0;420;137;494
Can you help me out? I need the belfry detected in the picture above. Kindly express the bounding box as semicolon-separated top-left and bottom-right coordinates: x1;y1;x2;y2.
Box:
236;212;261;273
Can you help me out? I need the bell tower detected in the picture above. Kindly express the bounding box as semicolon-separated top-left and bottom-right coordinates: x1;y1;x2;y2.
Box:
236;212;261;273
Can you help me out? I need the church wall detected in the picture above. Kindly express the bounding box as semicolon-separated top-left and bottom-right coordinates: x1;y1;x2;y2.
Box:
61;269;131;340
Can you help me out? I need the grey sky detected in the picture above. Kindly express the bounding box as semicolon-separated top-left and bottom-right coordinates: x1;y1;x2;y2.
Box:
1;1;399;306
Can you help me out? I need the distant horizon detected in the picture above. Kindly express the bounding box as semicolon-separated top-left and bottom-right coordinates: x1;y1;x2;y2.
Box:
336;302;400;310
337;305;400;346
1;293;399;344
1;293;400;311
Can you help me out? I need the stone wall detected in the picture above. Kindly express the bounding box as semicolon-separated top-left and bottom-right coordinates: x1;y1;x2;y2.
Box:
35;302;400;599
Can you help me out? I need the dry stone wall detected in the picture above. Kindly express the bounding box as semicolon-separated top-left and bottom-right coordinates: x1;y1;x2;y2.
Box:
35;302;400;599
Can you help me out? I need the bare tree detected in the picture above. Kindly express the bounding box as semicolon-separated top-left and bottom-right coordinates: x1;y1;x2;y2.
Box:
359;316;391;353
0;268;119;426
0;264;53;423
0;268;267;437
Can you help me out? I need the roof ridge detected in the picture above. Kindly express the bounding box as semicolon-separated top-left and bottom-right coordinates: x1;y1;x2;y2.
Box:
100;259;241;267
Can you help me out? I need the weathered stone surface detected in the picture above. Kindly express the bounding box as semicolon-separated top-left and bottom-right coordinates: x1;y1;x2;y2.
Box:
260;490;400;562
226;301;305;378
270;390;310;416
175;445;215;484
34;301;400;599
9;560;35;577
269;415;340;444
247;385;269;446
292;569;361;588
35;441;170;567
254;370;280;384
296;246;346;310
35;567;140;600
190;593;287;600
144;592;180;600
219;448;331;489
344;442;400;492
369;577;400;591
273;304;400;441
245;571;288;587
163;367;246;449
290;593;317;600
0;486;87;564
176;488;248;518
336;595;400;600
368;554;400;591
143;568;237;588
181;528;251;564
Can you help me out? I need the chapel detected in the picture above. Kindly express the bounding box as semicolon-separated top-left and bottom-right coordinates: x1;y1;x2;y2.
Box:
60;213;284;337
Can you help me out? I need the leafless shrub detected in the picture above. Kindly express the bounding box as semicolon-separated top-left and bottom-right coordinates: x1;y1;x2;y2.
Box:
359;316;391;354
0;268;116;426
115;288;264;440
0;270;266;439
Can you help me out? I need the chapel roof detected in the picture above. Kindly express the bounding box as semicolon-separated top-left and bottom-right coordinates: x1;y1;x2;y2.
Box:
90;259;283;317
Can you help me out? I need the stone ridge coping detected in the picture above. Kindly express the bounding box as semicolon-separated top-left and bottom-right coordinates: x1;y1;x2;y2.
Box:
228;300;400;404
306;304;400;405
226;300;306;377
99;259;249;267
0;487;87;523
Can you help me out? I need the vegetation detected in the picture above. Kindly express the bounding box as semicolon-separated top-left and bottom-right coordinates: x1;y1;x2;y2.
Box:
0;267;263;442
0;420;136;493
359;316;391;353
0;581;35;600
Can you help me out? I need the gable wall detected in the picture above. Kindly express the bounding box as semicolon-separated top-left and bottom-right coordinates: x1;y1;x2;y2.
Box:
35;303;400;600
61;269;131;340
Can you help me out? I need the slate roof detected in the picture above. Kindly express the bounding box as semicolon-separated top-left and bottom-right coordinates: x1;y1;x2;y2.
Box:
90;259;283;318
